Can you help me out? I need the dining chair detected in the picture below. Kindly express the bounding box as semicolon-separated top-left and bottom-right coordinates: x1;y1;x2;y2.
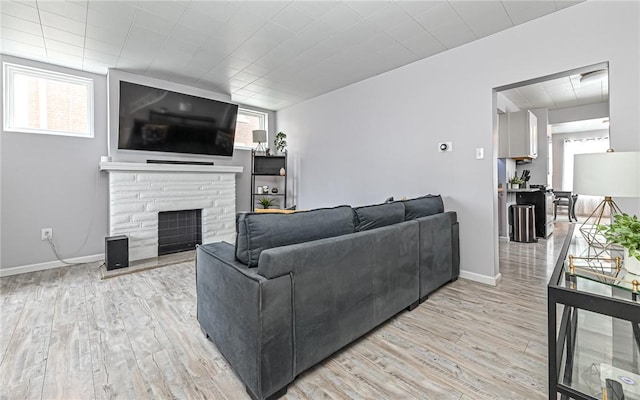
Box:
553;191;575;221
570;194;578;221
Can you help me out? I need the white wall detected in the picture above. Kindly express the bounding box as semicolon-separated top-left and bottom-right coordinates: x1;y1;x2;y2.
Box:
277;1;640;284
1;55;109;270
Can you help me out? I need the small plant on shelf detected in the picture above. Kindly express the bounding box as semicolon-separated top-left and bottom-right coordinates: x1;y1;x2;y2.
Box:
274;131;287;154
258;197;275;209
508;176;524;188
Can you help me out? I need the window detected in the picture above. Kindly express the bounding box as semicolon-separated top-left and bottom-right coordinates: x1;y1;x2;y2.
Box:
3;63;94;138
562;136;609;191
235;108;268;148
562;135;610;217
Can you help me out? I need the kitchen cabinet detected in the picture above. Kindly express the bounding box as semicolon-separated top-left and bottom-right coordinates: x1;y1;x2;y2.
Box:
498;110;538;159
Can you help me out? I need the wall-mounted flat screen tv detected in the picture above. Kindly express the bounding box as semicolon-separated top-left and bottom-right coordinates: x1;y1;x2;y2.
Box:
118;81;238;157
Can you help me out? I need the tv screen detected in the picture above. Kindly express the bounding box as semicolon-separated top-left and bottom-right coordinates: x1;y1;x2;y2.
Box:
118;81;238;157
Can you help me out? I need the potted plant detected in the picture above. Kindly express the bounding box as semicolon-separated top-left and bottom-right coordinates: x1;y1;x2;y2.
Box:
598;213;640;274
508;176;524;189
274;131;287;154
258;197;275;209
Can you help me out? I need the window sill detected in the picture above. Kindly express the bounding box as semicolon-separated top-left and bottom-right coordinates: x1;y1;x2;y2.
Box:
3;126;94;138
234;145;257;151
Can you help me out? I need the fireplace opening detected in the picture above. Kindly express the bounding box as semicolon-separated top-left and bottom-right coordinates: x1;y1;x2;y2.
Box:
158;209;202;256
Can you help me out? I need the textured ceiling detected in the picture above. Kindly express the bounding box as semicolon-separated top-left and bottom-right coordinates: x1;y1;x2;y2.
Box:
499;70;608;111
499;67;609;133
0;0;582;110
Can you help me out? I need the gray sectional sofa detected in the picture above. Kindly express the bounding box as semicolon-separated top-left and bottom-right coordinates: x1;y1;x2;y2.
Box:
196;195;459;400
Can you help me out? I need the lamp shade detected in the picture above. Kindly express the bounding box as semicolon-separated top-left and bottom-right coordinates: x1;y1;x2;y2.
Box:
252;130;267;143
573;151;640;197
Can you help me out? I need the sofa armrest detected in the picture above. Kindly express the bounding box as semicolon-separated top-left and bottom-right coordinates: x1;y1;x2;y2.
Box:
416;211;458;299
198;241;266;281
196;242;294;400
452;218;460;279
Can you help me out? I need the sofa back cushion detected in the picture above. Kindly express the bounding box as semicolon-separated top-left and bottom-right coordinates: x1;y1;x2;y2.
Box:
403;195;444;220
353;202;405;232
235;212;250;263
236;205;355;267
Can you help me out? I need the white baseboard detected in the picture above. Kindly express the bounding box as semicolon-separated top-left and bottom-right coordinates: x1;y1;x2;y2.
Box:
459;270;502;286
0;254;104;277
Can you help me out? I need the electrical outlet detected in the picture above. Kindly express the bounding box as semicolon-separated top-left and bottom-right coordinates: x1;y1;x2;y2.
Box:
41;228;53;241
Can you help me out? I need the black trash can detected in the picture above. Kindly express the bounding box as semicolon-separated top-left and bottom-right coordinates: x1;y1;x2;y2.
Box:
512;204;537;243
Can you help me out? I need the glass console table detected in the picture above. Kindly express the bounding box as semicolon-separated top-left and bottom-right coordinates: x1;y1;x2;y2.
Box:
548;224;640;400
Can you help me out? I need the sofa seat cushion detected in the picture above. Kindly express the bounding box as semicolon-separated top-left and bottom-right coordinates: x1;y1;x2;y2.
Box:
403;195;444;220
353;202;405;232
236;205;355;267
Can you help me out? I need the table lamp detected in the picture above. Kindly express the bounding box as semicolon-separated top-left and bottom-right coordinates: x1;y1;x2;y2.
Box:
573;150;640;255
252;130;267;155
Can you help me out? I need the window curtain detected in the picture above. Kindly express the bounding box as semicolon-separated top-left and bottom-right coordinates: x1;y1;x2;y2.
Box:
562;136;610;216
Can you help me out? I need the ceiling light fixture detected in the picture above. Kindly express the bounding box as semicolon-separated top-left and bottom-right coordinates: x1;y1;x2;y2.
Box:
579;70;608;84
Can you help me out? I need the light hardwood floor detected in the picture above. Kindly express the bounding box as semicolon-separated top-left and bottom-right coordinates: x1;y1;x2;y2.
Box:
0;224;571;400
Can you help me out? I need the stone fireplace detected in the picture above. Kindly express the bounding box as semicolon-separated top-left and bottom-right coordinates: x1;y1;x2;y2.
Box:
100;162;243;262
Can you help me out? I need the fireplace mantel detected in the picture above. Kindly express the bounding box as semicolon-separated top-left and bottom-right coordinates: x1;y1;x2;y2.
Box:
100;161;243;174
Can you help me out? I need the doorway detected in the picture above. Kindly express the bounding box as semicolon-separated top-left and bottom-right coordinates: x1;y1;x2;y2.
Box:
493;62;610;246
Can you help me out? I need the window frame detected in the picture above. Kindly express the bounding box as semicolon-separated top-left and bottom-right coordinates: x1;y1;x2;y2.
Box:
235;107;269;150
3;62;95;138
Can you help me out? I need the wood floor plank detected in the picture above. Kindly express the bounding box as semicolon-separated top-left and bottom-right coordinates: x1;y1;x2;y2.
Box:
41;284;94;400
42;321;95;400
0;289;28;367
0;226;574;400
315;357;387;399
377;326;508;399
0;272;59;400
83;280;142;399
350;335;463;399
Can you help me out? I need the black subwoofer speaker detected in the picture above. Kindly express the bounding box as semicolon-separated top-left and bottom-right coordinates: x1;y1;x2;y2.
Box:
105;235;129;270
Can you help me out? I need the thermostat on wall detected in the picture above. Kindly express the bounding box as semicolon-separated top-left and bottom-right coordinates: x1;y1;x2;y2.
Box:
438;142;453;152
